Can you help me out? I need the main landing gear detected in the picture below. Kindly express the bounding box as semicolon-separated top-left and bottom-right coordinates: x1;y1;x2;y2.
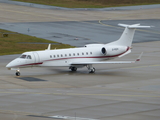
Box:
69;66;77;72
69;65;96;73
87;65;95;73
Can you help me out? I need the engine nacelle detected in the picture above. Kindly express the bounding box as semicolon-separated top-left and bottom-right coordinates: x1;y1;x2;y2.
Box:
101;45;128;56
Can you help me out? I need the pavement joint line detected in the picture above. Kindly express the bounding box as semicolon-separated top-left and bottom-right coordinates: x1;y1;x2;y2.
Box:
0;109;38;116
0;109;53;118
0;91;159;98
0;8;69;21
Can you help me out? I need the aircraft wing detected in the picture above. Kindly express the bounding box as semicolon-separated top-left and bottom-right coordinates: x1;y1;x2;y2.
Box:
71;52;143;65
71;61;135;65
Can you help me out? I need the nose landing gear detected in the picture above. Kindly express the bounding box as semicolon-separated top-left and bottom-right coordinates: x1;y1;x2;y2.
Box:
15;69;20;76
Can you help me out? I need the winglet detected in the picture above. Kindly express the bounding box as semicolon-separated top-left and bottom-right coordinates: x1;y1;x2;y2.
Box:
46;44;51;50
136;52;143;62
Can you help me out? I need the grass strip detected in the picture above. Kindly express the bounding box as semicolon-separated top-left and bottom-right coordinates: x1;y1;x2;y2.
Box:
13;0;160;8
0;29;73;55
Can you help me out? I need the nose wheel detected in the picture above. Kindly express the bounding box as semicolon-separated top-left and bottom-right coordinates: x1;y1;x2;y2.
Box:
16;72;20;76
15;70;20;76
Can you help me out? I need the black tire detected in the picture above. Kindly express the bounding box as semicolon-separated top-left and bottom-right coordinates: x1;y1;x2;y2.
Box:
16;72;20;76
71;67;77;71
89;67;95;73
72;67;77;71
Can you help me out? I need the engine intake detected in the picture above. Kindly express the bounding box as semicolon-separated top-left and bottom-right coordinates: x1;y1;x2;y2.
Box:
101;46;128;56
101;47;106;55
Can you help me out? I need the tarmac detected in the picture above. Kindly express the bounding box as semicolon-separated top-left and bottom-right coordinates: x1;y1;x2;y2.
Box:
0;2;160;46
0;1;160;120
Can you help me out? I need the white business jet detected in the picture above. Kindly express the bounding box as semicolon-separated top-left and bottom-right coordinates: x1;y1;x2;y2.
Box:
6;23;150;76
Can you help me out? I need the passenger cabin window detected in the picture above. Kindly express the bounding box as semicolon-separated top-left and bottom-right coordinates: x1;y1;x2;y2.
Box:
20;54;27;59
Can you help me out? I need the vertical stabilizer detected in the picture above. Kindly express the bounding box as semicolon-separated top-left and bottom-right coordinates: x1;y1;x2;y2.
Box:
109;24;151;47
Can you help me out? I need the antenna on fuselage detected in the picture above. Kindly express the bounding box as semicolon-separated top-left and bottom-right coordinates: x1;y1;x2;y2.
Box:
46;44;51;50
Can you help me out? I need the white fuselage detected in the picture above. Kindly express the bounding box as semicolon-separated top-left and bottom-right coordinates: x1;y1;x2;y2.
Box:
6;44;128;68
6;23;150;76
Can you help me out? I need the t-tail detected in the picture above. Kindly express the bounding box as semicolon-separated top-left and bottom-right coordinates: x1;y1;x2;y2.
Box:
109;23;151;47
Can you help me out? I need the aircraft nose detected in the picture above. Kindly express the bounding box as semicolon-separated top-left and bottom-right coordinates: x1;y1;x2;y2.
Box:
6;61;15;68
6;59;19;68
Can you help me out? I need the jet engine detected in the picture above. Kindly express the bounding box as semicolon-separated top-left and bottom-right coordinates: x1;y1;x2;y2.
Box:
101;45;128;56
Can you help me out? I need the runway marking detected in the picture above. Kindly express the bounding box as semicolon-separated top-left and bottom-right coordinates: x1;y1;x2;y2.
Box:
98;20;120;28
99;20;160;35
0;91;159;98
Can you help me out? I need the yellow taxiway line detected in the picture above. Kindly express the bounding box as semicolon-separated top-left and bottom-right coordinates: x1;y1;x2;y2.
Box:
99;20;160;35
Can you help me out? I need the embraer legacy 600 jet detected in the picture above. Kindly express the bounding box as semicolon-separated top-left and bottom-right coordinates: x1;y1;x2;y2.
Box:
6;24;151;76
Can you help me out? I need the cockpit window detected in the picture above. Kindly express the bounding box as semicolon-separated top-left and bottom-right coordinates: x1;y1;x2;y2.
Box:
20;54;27;58
27;55;32;59
19;54;32;59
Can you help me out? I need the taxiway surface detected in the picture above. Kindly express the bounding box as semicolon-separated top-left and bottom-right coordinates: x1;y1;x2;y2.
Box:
1;42;160;120
0;2;160;46
0;1;160;120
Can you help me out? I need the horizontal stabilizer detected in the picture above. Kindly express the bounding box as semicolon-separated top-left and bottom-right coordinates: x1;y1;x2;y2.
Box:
118;23;151;29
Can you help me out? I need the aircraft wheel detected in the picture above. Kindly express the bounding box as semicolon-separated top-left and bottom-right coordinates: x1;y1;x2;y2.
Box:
89;67;95;73
15;72;20;76
70;67;77;71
